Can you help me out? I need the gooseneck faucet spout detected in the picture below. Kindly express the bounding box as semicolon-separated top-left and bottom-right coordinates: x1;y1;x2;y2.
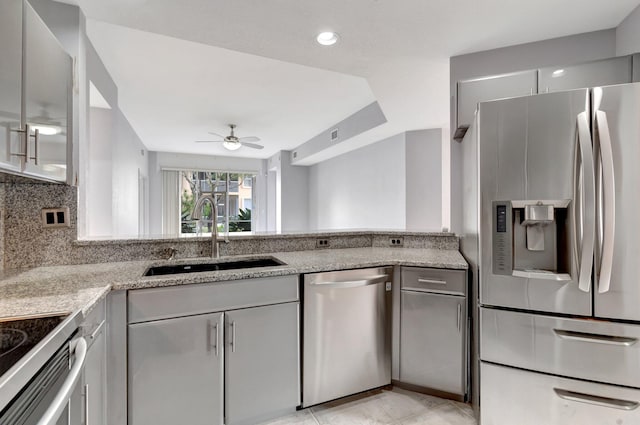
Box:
192;194;220;258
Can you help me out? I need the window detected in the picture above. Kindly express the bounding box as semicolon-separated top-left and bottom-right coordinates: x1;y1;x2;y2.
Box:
179;171;255;235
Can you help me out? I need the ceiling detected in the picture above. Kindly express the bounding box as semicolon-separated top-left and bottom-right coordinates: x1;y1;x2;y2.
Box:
60;0;640;161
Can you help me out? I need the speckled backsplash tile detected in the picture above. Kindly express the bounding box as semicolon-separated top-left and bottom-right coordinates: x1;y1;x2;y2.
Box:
4;182;77;269
371;234;459;250
220;234;372;256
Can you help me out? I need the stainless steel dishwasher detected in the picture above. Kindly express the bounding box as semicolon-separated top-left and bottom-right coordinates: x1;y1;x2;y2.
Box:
302;267;392;407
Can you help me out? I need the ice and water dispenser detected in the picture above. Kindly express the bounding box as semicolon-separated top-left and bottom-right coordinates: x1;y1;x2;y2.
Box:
492;200;571;280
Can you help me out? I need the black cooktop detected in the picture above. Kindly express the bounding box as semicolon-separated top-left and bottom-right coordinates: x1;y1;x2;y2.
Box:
0;315;67;377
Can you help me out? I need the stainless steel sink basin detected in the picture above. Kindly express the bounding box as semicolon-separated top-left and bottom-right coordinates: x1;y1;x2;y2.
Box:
144;257;286;277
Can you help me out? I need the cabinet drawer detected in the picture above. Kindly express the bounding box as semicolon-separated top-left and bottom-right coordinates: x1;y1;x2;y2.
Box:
481;308;640;388
401;267;466;295
481;362;640;425
128;275;299;323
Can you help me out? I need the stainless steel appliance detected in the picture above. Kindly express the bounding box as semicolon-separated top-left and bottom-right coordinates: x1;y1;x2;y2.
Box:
302;267;392;407
463;83;640;423
0;312;86;425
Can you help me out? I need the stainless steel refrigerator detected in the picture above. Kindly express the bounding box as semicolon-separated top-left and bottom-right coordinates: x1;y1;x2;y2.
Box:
464;83;640;424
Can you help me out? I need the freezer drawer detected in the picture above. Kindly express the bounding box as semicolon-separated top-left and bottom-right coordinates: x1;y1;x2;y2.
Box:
481;308;640;388
401;267;466;296
481;362;640;425
400;291;466;396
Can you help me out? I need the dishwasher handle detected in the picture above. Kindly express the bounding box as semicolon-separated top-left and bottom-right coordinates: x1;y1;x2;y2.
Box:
308;274;390;289
36;337;87;425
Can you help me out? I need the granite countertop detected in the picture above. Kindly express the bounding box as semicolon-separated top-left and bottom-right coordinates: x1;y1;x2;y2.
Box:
0;247;467;321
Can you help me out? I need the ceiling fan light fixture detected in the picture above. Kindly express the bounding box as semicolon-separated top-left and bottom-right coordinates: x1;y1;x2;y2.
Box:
30;124;61;136
316;31;339;46
223;140;242;151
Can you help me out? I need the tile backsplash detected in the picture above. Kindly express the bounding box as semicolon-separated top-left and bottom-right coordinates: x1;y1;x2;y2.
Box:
0;178;459;270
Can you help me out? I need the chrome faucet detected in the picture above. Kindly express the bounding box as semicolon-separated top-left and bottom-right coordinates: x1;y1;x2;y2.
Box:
192;194;220;258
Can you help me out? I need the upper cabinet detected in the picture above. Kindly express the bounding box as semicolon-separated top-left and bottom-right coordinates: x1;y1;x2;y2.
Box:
634;54;640;83
456;70;537;139
0;0;71;182
538;56;632;93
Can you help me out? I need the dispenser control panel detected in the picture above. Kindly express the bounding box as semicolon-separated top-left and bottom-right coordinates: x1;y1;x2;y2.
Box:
493;201;512;275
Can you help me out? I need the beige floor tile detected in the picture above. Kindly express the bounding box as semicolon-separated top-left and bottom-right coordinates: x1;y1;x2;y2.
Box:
256;409;319;425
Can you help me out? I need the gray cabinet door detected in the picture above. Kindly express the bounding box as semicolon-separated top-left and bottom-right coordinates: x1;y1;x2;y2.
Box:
128;312;224;425
633;54;640;83
83;326;106;425
23;1;71;181
225;303;299;425
0;0;24;171
457;70;537;130
400;291;466;395
539;56;632;93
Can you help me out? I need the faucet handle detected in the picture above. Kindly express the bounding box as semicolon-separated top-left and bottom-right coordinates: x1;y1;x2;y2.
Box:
163;247;178;260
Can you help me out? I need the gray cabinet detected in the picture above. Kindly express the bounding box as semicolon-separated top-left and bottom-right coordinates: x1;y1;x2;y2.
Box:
456;70;537;135
79;299;107;425
225;303;300;425
0;0;27;172
127;276;300;425
0;0;70;182
399;267;467;398
633;54;640;83
128;312;224;425
539;56;632;93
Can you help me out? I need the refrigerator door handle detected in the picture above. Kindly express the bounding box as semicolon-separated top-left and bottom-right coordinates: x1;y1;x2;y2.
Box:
595;110;615;294
553;388;639;411
575;112;596;292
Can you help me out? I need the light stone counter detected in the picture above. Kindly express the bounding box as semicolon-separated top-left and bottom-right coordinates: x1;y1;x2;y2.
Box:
0;247;467;320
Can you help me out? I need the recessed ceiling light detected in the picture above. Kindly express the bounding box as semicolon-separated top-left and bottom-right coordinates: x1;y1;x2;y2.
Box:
316;32;339;46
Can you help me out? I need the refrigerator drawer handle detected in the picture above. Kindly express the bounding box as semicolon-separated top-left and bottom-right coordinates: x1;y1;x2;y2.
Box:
309;275;389;288
417;278;447;285
575;112;596;293
511;270;571;281
554;388;639;411
595;110;615;294
553;329;637;346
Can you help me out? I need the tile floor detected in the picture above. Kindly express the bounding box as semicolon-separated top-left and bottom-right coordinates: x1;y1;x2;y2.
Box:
258;387;477;425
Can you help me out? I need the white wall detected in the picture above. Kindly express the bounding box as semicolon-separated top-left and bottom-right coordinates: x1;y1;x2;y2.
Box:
406;129;442;231
87;107;113;237
147;152;267;236
617;4;640;55
308;134;406;230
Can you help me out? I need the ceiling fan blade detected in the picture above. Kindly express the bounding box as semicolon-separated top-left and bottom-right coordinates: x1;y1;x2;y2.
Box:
240;142;264;150
208;132;225;138
239;136;260;142
195;140;224;143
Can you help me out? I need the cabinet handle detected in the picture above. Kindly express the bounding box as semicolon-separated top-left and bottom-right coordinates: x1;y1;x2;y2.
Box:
84;384;89;425
418;278;447;286
10;124;28;158
231;321;236;353
457;303;461;332
208;322;220;357
30;128;39;165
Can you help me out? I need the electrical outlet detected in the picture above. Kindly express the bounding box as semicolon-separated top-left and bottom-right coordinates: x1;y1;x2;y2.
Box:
41;207;70;228
389;237;404;247
316;238;330;248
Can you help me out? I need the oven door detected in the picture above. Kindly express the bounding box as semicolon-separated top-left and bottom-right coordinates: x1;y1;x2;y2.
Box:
1;337;86;425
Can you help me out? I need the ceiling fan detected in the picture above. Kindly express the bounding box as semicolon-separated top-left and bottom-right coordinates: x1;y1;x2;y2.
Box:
196;124;263;151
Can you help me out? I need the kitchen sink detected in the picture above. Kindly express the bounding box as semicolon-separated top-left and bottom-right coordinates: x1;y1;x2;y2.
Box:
143;257;286;276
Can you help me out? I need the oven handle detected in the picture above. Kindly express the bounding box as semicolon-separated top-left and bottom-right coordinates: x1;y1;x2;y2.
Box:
36;337;88;425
